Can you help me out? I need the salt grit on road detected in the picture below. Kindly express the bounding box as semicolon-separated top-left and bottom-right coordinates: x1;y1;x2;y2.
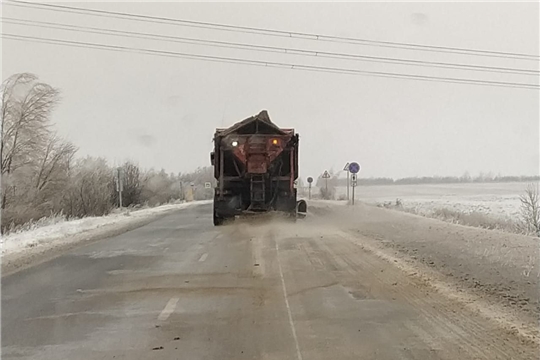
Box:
3;203;537;359
309;201;539;345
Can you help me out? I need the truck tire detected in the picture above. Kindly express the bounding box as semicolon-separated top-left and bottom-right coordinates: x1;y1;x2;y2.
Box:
213;210;224;226
297;200;307;214
296;200;307;219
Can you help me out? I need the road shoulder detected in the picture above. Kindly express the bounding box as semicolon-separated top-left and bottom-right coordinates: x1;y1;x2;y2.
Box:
308;201;539;345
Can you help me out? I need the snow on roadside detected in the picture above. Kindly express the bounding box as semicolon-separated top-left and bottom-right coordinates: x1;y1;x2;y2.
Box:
364;196;521;220
325;182;536;220
305;199;348;207
1;201;211;256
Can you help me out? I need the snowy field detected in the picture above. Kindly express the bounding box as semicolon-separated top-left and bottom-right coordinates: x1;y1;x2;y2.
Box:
306;182;536;220
1;201;211;256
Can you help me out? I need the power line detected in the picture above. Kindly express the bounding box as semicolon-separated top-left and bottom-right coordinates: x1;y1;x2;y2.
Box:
3;33;538;90
5;0;540;61
4;17;538;77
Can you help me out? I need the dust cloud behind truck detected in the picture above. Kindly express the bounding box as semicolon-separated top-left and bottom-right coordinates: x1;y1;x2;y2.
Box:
210;110;306;225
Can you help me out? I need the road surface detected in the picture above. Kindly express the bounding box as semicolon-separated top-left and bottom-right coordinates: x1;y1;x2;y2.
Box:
2;204;534;359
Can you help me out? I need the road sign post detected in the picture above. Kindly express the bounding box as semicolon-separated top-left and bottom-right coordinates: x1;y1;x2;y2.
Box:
348;162;361;205
351;173;358;205
343;162;350;201
322;171;331;198
307;177;313;200
179;181;184;200
347;171;350;200
204;182;212;199
189;182;195;202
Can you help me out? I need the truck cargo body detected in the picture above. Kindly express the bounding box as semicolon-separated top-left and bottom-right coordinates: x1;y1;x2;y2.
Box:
211;111;303;225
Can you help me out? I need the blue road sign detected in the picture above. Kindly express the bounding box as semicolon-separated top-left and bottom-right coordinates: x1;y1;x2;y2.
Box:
348;162;361;174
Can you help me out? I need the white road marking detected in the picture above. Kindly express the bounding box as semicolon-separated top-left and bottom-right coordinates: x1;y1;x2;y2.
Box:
198;253;208;262
158;297;179;321
275;241;303;360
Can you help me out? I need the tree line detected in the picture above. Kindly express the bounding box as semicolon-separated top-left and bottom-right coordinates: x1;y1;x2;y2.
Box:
1;73;213;233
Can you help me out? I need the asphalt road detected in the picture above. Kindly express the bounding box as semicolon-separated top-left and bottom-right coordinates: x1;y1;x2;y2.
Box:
2;204;533;359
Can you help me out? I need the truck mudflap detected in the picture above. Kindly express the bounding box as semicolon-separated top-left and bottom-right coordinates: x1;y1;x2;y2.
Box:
296;200;307;219
213;195;242;226
213;207;224;226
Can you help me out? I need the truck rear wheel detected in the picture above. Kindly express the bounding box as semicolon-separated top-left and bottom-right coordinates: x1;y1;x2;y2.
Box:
213;208;224;226
296;200;307;219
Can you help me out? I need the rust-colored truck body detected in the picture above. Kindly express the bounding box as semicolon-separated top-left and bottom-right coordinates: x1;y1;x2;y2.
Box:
210;110;305;225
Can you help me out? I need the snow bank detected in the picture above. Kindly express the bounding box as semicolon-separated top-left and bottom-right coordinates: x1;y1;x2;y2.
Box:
1;201;211;256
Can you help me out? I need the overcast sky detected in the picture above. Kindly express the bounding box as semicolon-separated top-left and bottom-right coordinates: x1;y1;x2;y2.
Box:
2;1;539;179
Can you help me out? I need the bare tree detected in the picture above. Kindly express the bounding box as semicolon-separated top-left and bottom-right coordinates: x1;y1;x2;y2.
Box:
1;73;59;209
114;161;142;207
1;73;213;230
35;134;77;192
319;186;335;200
178;166;214;200
140;169;176;205
63;157;114;217
520;183;540;237
316;171;337;200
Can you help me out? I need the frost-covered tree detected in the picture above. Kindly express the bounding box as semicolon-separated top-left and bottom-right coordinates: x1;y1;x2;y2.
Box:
63;157;114;217
1;74;77;229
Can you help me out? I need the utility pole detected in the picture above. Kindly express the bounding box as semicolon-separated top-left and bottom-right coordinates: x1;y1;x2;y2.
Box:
116;167;123;208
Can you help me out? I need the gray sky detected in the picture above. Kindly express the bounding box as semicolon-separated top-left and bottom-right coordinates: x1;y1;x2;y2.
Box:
2;1;539;179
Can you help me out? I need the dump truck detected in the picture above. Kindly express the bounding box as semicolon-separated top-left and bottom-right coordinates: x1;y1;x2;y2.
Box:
210;110;306;225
